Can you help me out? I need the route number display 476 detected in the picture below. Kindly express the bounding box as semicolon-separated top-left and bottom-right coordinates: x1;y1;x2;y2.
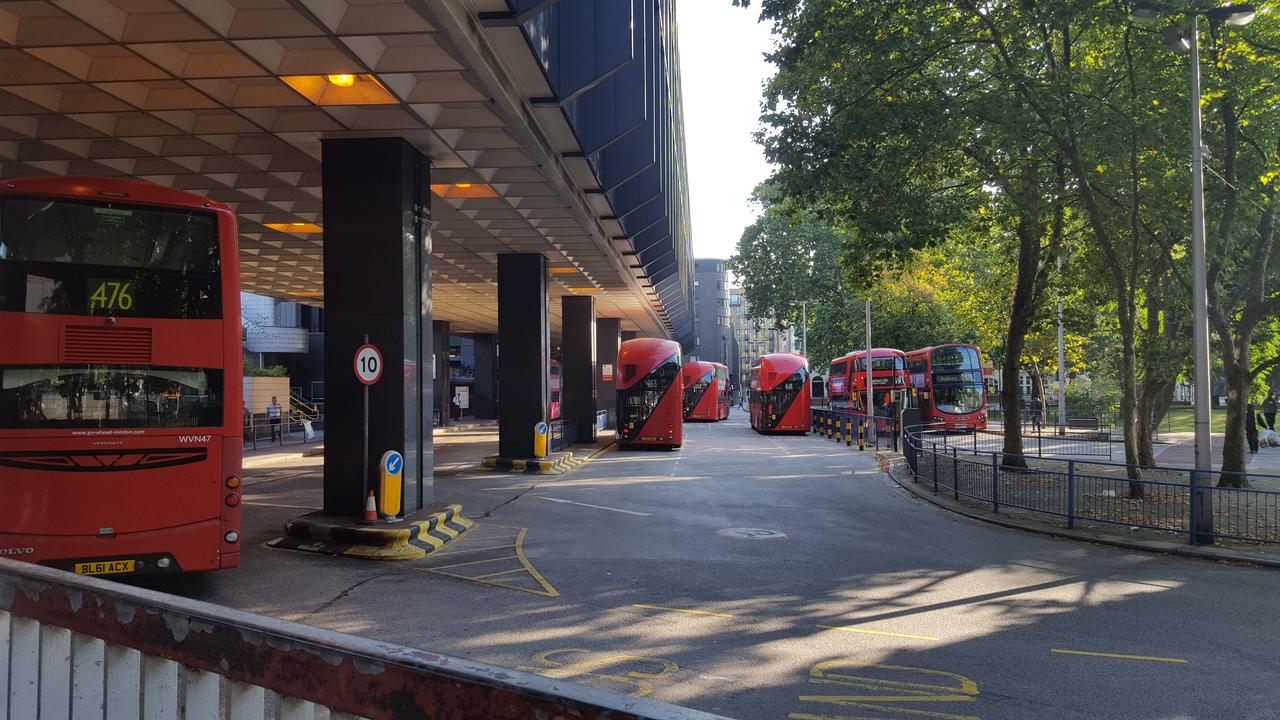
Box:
89;279;134;312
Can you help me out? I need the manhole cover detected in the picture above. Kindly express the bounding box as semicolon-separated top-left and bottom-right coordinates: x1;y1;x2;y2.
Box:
717;528;788;540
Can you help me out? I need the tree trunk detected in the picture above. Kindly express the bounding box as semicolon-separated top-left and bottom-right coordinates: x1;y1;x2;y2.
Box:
1117;294;1142;493
1218;332;1251;486
1000;216;1042;469
1030;364;1046;427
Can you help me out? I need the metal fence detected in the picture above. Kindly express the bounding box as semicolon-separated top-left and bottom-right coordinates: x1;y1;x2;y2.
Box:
942;426;1114;458
243;411;321;451
810;408;899;452
0;558;726;720
903;425;1280;545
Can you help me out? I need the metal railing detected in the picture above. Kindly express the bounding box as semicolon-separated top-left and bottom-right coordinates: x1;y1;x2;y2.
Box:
938;425;1114;458
243;410;322;451
810;408;899;452
903;425;1280;545
0;558;726;720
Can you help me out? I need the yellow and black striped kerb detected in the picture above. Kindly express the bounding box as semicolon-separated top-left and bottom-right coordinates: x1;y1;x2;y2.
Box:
266;504;473;560
479;452;580;475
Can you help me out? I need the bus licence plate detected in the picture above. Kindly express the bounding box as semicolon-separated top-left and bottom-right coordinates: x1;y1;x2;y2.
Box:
74;560;135;576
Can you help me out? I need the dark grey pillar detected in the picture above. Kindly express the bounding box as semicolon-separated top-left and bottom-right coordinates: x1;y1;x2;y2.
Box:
322;137;431;516
561;296;597;443
621;330;639;341
498;254;549;458
472;333;498;419
433;320;450;427
596;318;621;428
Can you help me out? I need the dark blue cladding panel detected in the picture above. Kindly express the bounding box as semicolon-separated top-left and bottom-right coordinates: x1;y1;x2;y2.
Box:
507;0;691;339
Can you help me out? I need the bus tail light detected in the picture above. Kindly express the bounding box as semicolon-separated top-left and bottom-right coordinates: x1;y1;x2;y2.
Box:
224;530;240;543
226;475;241;489
225;493;241;507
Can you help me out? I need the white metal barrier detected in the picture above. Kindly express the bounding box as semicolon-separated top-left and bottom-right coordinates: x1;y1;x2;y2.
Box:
0;558;727;720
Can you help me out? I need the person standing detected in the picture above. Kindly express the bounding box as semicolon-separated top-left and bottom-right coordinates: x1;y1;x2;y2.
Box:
1264;393;1278;430
1246;402;1260;454
267;396;282;444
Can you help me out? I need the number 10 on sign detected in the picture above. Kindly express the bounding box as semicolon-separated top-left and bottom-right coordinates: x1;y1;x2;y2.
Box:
355;344;383;385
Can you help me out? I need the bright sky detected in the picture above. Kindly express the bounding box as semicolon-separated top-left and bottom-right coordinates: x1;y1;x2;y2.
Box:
677;1;776;263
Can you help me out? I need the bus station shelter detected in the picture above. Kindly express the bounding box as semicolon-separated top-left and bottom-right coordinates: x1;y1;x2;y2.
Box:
0;0;693;518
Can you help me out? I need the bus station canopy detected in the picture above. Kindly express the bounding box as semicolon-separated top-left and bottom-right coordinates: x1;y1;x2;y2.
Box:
0;0;692;341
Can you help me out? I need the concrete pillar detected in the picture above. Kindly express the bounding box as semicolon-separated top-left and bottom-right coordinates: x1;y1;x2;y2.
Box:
472;333;498;419
433;320;450;427
497;254;549;458
596;318;621;428
561;296;597;443
321;137;431;516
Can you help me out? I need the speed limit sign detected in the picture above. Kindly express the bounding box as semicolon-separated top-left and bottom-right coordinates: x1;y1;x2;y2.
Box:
354;343;383;385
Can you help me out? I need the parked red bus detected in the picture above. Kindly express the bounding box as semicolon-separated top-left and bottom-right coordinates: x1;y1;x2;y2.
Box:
907;344;989;429
0;176;242;576
681;361;730;421
616;338;683;448
749;353;810;433
549;359;562;421
828;348;909;413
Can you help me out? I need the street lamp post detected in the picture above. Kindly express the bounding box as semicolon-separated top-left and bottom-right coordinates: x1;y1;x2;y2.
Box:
1132;2;1256;544
789;300;816;357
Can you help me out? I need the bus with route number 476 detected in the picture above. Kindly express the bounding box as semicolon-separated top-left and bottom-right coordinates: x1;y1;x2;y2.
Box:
0;176;243;577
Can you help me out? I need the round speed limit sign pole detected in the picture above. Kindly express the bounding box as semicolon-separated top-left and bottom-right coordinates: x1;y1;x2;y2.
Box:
354;335;383;517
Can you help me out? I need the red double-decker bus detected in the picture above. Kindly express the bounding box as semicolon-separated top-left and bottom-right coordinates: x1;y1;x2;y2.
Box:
681;361;730;421
749;353;809;433
828;348;909;413
0;176;242;576
906;344;989;429
616;338;683;448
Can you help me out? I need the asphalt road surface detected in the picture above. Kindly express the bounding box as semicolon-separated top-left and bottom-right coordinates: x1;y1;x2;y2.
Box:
175;409;1279;719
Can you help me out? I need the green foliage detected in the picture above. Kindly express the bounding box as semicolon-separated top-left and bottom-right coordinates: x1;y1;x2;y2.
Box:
243;357;288;377
1065;380;1121;420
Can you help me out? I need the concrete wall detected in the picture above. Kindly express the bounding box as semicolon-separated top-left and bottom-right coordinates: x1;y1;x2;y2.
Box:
243;376;291;414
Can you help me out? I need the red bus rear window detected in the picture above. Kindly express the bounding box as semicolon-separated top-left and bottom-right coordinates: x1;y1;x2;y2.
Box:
0;366;223;429
0;197;221;319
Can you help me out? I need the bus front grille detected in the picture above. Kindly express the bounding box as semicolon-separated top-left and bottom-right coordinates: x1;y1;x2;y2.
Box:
63;326;153;364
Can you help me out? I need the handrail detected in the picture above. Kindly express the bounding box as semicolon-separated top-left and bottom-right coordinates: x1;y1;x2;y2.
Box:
0;558;730;720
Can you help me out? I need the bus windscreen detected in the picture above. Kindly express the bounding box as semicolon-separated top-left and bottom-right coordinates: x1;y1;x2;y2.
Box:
0;197;221;318
619;353;679;441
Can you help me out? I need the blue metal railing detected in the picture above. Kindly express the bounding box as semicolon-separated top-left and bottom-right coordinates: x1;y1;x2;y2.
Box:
903;425;1280;545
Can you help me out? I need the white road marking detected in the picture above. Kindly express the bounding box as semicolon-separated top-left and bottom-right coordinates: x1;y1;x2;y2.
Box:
533;496;653;516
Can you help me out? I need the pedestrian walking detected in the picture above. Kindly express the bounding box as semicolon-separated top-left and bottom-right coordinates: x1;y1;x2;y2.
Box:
1264;393;1278;430
267;396;282;444
450;389;462;421
1246;402;1260;454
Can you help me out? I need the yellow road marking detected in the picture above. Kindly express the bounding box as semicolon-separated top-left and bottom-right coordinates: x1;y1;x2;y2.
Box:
414;526;559;597
516;648;677;697
425;555;517;570
513;527;560;597
632;604;734;618
470;567;527;580
427;543;518;557
1051;648;1188;664
816;624;939;642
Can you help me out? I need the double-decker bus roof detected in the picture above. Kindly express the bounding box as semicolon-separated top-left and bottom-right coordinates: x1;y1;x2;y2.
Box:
2;176;235;217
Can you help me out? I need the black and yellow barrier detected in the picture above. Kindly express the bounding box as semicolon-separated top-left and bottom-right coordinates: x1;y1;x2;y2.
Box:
268;504;473;561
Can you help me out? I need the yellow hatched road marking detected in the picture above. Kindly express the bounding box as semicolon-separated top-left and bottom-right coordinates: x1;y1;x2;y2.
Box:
816;624;939;642
632;604;734;618
1051;648;1188;664
428;543;518;557
426;555;516;570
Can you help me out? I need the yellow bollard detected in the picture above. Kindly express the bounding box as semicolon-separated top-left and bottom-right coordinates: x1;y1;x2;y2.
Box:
846;419;853;447
533;421;549;458
378;450;403;518
857;422;865;451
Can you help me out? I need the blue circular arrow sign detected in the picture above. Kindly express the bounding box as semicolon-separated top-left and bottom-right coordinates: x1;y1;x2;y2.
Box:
384;452;403;475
